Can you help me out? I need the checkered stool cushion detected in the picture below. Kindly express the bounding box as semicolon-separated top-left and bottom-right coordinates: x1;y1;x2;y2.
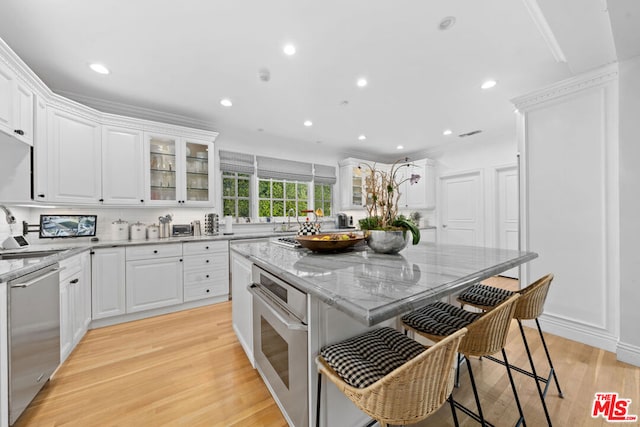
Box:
402;301;481;337
320;327;426;389
458;284;514;308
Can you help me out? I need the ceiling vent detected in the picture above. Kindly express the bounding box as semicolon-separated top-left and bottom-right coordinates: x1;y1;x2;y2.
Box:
458;130;482;138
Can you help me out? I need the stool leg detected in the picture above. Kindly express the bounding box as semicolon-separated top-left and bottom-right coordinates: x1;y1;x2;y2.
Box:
449;394;460;427
502;349;527;427
535;318;564;398
518;320;553;426
465;356;488;427
316;372;322;427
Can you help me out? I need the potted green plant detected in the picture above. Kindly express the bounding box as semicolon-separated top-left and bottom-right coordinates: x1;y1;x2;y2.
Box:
358;158;421;254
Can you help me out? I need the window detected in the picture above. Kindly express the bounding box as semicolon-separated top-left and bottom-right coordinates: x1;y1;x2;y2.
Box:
222;172;251;217
258;179;308;218
314;183;332;216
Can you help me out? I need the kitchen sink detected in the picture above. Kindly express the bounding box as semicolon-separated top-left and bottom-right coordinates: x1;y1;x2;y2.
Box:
0;249;66;260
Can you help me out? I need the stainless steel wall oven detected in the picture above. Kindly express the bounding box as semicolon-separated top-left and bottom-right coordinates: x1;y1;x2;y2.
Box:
250;265;308;427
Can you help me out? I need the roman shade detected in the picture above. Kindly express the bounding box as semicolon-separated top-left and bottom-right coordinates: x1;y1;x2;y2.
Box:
219;150;255;174
314;164;337;184
256;156;313;182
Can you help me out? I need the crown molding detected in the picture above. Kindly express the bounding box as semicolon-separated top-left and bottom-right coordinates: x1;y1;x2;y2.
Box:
56;90;218;132
511;63;618;111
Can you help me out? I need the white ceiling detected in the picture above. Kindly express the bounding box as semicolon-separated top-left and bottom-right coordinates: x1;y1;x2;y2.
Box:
0;0;632;160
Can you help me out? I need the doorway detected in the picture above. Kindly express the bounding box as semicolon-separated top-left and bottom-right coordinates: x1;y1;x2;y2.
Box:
495;165;519;278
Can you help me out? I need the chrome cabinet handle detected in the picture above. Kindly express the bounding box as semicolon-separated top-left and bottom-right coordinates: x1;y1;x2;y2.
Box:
11;268;61;288
248;284;307;331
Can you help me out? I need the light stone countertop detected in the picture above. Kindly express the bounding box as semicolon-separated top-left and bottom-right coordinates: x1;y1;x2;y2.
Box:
0;231;295;283
231;241;538;325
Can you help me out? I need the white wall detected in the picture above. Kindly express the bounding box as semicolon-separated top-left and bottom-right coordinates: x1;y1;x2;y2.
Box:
618;56;640;366
514;64;621;356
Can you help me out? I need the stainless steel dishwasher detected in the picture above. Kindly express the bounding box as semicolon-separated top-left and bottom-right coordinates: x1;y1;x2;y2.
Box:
8;263;61;425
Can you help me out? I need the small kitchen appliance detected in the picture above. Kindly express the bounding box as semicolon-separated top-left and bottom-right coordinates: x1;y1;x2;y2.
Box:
336;213;355;229
2;235;29;249
172;224;192;236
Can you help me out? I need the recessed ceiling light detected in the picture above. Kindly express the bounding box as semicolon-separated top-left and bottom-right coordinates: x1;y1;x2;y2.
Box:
438;16;456;31
89;63;110;75
356;78;368;88
220;98;233;107
396;145;404;150
358;135;367;141
443;129;453;136
304;120;313;127
283;44;296;56
481;79;497;90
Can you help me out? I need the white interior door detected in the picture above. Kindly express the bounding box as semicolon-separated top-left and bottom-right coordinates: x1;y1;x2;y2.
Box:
496;165;519;278
439;171;483;246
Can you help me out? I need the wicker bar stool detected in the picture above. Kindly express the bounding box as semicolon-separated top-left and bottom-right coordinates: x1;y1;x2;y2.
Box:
457;274;562;427
402;294;524;427
315;326;467;427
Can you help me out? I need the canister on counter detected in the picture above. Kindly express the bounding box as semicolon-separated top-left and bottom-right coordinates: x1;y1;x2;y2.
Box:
130;222;146;240
147;224;160;239
111;219;129;240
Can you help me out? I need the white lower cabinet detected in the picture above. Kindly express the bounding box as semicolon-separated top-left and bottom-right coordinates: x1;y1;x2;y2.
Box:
183;241;229;302
91;247;126;319
60;251;91;363
230;251;254;365
124;243;184;313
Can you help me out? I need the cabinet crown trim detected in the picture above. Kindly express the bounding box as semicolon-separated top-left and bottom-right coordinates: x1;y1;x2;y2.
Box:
511;63;618;111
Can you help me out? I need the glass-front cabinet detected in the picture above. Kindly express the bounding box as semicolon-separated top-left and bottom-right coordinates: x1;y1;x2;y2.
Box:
145;133;214;206
338;157;367;210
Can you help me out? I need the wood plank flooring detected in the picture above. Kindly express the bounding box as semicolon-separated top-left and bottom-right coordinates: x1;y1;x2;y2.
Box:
15;286;640;427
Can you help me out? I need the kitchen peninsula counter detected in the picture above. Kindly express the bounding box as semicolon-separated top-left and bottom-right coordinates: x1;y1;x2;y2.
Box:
231;241;538;325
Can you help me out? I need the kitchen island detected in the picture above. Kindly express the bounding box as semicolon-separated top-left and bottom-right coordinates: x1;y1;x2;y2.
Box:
230;240;538;427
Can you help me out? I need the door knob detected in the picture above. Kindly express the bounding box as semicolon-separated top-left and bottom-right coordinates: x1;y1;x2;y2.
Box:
442;224;448;228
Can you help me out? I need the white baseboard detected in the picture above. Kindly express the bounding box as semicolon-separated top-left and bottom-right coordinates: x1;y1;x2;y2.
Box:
617;341;640;367
531;313;619;353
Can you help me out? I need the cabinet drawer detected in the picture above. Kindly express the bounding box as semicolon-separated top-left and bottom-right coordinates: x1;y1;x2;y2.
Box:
126;243;182;261
184;282;227;302
184;268;226;286
183;241;227;256
183;255;227;271
59;254;82;281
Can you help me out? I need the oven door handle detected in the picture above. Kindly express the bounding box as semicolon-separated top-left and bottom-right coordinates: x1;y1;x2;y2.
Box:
249;284;308;332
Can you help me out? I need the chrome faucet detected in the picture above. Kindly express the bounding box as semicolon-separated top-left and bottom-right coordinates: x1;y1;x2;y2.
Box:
286;208;296;229
1;205;16;224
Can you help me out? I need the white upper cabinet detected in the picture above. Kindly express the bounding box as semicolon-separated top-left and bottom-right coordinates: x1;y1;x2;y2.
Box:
339;158;366;210
145;132;214;207
396;158;435;210
102;125;145;205
0;61;34;145
48;108;102;203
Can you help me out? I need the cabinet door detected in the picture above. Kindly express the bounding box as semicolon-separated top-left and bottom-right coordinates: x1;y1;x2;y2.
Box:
126;257;183;313
145;132;179;205
397;159;430;209
102;126;145;205
13;80;34;145
72;252;91;344
92;247;126;319
231;253;254;365
0;61;14;136
182;139;214;206
339;159;365;210
48;108;102;203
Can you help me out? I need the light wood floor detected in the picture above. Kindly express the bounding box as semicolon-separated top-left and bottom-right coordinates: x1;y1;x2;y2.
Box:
15;283;640;427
